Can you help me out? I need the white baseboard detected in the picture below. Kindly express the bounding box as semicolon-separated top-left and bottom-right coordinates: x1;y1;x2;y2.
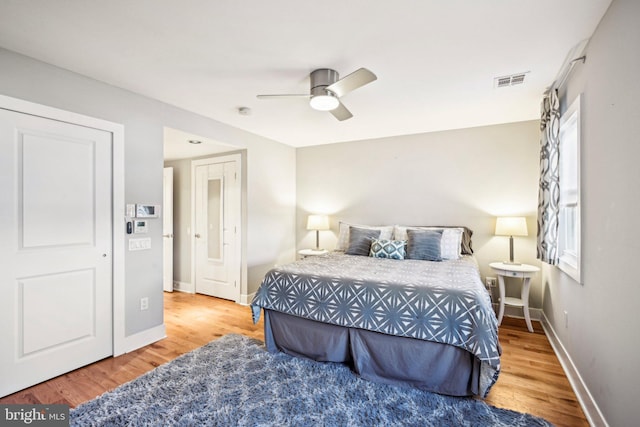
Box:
540;314;608;427
117;323;166;355
173;281;194;293
239;292;255;306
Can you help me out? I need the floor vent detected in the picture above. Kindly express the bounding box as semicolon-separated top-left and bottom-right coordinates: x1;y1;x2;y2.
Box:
494;72;529;88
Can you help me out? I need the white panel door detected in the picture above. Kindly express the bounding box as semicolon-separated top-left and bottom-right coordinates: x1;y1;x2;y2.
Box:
194;159;240;301
0;109;113;397
163;167;174;292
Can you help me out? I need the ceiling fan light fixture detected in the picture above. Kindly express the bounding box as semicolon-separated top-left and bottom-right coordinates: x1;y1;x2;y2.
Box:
257;67;376;120
310;94;339;111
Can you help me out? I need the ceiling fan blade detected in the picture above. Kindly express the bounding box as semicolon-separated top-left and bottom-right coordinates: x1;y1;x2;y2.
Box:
329;101;353;121
256;94;310;99
326;68;377;97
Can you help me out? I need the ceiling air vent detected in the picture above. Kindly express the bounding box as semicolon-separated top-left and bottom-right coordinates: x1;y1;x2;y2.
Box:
494;72;529;88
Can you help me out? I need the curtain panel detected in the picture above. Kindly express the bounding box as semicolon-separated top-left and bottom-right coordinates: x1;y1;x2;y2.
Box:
536;89;560;265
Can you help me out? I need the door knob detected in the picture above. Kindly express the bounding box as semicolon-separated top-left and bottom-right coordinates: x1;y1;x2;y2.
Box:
195;233;201;238
163;233;174;238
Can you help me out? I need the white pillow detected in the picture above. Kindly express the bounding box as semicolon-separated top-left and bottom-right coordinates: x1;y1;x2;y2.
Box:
336;222;394;251
393;226;463;260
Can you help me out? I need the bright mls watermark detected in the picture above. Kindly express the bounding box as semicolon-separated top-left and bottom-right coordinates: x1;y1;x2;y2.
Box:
1;405;69;426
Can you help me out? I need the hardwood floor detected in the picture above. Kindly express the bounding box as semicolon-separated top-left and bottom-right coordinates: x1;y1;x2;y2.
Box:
0;292;588;426
484;317;588;426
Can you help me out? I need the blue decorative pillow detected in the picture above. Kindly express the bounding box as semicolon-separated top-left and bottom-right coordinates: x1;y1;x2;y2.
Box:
369;239;406;260
406;229;443;261
345;227;381;256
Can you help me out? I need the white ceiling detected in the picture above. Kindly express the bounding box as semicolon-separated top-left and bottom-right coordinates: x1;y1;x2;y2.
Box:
163;127;238;161
0;0;611;151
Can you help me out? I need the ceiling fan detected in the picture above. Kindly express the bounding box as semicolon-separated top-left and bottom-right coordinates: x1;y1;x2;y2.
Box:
257;68;377;121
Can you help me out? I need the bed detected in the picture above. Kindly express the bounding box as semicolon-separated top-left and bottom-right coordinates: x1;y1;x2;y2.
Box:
250;224;500;398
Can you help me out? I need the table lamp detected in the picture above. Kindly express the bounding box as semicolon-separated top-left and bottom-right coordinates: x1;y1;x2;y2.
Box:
495;217;528;264
307;215;330;250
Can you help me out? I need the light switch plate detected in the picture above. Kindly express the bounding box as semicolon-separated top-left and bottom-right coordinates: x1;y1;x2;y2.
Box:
129;238;151;251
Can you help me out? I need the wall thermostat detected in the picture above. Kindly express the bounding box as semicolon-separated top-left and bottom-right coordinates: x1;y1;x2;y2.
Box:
135;204;159;218
133;219;149;233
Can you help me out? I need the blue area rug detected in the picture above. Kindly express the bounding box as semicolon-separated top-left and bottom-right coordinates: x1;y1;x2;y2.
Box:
71;334;552;426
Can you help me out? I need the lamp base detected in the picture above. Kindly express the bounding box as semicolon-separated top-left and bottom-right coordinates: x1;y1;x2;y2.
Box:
504;236;521;265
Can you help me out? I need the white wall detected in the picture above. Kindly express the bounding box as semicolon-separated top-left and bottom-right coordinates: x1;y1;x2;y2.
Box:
245;145;297;295
296;120;542;308
0;48;296;341
542;1;639;425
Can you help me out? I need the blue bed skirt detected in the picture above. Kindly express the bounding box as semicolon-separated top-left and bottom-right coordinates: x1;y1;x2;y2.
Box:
264;309;481;397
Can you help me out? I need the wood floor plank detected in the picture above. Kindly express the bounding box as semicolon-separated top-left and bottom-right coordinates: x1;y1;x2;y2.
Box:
484;317;588;426
0;292;587;426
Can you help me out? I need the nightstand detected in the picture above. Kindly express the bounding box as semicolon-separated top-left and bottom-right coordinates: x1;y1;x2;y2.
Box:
489;262;540;333
298;249;329;259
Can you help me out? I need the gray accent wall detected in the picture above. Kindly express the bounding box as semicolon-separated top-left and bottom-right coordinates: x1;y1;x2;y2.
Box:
296;120;542;308
544;1;639;425
0;48;295;338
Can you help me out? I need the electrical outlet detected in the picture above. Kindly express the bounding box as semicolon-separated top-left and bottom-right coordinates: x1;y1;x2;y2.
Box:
140;297;149;311
485;277;497;288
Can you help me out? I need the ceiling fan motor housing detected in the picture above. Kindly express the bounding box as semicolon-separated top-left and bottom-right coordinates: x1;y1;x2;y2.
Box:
310;68;339;97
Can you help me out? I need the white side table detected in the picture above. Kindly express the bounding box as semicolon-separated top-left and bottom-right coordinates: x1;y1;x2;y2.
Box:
298;249;328;259
489;262;540;333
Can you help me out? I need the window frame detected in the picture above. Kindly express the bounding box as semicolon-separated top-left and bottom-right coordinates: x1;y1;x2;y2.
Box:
557;94;581;283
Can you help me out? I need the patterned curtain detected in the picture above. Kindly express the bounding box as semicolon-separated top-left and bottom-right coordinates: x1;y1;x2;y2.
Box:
537;89;560;265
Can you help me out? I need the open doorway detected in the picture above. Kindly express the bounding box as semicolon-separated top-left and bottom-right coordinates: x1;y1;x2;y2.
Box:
162;127;245;302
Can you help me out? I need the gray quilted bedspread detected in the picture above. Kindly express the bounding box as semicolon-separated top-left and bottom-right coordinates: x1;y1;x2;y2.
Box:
251;252;500;396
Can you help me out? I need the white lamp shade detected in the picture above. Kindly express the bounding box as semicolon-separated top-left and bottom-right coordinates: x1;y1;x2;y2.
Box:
495;217;528;237
307;215;330;231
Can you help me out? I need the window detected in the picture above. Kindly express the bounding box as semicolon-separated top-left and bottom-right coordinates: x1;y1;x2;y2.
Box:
557;95;581;282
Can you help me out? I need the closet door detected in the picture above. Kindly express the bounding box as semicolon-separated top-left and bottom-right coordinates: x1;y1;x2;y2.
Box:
0;108;113;397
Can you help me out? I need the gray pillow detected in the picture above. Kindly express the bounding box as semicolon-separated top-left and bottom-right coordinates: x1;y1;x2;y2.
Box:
346;226;381;256
406;229;443;261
